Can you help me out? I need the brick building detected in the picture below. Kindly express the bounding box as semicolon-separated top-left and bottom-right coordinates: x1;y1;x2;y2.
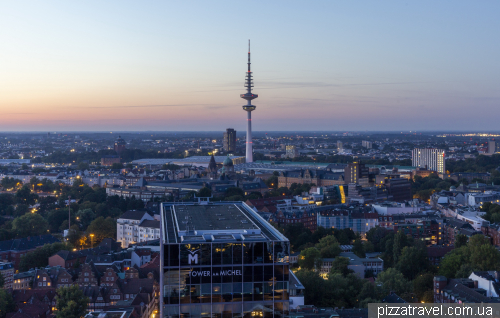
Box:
443;218;482;246
0;261;14;289
0;235;59;270
270;210;317;231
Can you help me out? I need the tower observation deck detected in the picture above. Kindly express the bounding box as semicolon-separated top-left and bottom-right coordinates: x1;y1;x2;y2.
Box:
241;40;258;163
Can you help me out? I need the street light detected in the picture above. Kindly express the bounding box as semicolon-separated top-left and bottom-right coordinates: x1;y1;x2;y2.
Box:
90;234;94;249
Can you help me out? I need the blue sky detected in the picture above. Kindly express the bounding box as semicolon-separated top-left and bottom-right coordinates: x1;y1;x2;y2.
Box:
0;1;499;131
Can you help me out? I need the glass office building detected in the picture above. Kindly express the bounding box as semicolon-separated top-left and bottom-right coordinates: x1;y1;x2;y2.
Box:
161;202;292;318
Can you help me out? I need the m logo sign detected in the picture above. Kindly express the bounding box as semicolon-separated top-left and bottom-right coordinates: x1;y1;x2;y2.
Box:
188;250;200;265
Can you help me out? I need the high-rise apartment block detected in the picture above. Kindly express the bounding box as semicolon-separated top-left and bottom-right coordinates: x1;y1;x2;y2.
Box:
362;140;373;149
412;148;446;174
337;141;343;153
488;140;497;155
223;128;237;152
344;162;369;184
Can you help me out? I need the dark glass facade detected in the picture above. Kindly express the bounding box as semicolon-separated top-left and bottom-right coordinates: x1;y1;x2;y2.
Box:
163;241;290;318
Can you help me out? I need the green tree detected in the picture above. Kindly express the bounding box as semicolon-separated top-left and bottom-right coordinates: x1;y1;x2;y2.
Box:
329;256;353;276
295;270;327;306
266;175;278;189
86;217;116;245
47;208;74;233
396;243;433;280
12;213;49;237
413;273;434;302
224;187;244;198
392;230;411;265
15;186;38;205
326;273;367;308
440;235;500;278
0;272;4;288
198;187;212;198
455;234;468;248
77;162;89;170
1;177;22;190
19;242;73;272
376;268;413;296
366;226;390;252
315;235;341;258
364;241;375;253
110;163;124;170
0;289;15;318
299;247;322;271
76;208;96;230
352;239;366;258
55;285;89;318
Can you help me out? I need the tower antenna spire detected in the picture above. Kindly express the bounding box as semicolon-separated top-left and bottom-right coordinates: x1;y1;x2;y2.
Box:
241;40;258;163
248;39;251;72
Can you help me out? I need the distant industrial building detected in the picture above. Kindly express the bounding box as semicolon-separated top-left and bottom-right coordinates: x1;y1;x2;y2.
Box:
223;128;237;152
412;148;446;174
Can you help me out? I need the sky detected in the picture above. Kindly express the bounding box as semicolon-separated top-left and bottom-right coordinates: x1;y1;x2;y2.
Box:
1;1;499;132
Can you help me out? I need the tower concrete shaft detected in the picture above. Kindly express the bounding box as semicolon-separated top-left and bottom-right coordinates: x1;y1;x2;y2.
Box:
240;40;258;163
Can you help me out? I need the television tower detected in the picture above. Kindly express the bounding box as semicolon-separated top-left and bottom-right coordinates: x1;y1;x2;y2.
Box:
240;40;258;163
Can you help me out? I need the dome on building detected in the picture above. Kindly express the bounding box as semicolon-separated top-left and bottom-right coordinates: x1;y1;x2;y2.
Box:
115;136;126;146
223;156;234;167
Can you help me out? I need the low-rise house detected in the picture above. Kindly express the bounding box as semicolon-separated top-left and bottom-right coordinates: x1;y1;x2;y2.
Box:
33;266;74;289
434;275;500;303
320;252;383;278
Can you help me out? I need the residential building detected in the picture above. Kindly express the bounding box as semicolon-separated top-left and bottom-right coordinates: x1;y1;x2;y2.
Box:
412;148;446;174
13;269;35;290
0;235;60;269
434;276;500;303
427;246;454;266
320;252;383;278
488;140;497;155
361;141;373;149
442;218;482;246
0;261;14;289
117;210;155;248
223;128;237;152
344;162;369;184
317;209;379;234
101;155;121;166
285;145;299;159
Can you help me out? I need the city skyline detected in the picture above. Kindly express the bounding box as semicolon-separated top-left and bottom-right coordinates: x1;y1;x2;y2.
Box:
1;1;500;131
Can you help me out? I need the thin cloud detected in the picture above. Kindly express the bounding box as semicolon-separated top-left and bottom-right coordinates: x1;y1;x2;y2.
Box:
74;104;220;109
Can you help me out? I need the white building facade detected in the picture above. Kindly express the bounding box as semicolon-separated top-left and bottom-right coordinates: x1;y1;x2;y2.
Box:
412;148;446;174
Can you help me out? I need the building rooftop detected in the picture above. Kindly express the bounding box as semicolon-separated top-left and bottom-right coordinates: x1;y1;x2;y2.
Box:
162;202;287;244
172;204;260;235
